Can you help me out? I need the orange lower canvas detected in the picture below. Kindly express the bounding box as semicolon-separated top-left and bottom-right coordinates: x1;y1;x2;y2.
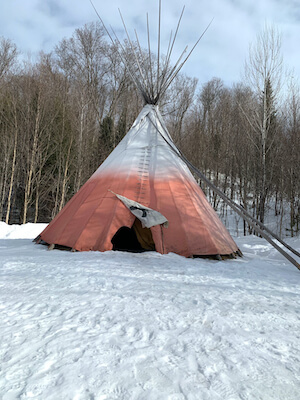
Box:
39;171;238;257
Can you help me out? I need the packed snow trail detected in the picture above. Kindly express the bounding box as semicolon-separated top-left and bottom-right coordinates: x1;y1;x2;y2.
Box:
0;223;300;399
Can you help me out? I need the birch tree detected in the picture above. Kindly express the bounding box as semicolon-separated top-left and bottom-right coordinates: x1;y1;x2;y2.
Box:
0;38;18;222
243;24;283;223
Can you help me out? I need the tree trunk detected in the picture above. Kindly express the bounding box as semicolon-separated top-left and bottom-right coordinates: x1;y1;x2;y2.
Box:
58;138;73;212
258;84;268;224
5;122;18;224
23;92;41;224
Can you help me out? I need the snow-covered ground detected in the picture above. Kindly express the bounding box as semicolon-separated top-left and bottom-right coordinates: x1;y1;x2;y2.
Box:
0;222;300;400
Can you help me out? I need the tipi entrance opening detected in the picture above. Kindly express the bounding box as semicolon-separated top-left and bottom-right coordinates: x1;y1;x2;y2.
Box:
111;218;156;253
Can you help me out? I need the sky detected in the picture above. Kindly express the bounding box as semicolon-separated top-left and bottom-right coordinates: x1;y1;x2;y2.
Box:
1;0;300;87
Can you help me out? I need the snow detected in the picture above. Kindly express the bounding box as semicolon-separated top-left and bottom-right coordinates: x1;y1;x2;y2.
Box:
0;222;48;240
0;223;300;400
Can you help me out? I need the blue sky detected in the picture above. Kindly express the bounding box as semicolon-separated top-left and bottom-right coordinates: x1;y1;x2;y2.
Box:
1;0;300;86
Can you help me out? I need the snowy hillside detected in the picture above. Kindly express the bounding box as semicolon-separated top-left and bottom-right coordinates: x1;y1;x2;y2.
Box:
0;223;300;400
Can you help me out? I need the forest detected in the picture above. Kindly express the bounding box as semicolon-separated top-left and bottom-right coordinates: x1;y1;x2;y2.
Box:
0;22;299;237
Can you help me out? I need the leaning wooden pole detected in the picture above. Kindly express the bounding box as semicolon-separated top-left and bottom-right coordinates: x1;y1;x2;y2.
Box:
183;159;300;271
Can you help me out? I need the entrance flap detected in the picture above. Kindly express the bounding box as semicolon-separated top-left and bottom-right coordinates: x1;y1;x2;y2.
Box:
110;191;168;228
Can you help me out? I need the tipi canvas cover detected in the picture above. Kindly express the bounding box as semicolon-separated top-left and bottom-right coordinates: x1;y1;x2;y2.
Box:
37;104;238;257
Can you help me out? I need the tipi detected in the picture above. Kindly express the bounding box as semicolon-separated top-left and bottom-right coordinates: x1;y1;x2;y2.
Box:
35;2;240;258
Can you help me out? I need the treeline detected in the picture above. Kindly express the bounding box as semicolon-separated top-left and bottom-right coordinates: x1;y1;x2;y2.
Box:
0;23;299;237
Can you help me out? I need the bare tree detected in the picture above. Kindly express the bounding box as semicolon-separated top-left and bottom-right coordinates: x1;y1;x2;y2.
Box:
0;37;18;79
4;89;19;223
163;74;198;147
283;78;300;236
0;38;19;223
243;24;283;223
55;22;109;191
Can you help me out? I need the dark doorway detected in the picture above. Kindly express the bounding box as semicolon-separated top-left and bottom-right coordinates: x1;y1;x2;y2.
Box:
111;219;156;253
111;226;144;252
